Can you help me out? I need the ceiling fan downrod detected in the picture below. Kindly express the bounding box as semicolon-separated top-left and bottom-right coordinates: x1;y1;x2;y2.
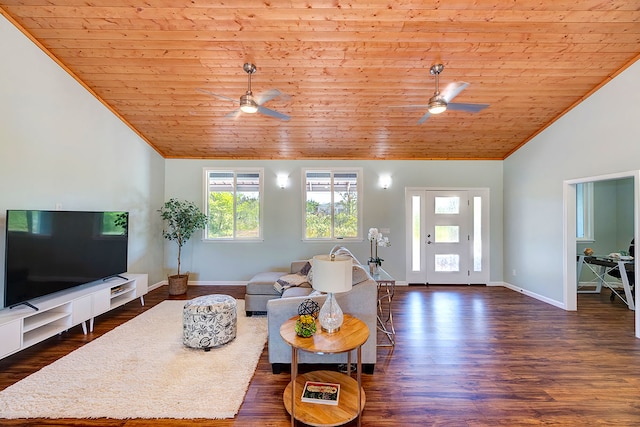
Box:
240;63;258;113
428;63;447;114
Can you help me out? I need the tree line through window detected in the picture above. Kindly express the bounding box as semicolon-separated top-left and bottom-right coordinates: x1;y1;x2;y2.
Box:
204;167;361;241
304;169;361;240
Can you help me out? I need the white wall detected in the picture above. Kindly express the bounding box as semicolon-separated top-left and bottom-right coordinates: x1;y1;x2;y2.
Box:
164;159;503;283
504;59;640;304
0;15;167;303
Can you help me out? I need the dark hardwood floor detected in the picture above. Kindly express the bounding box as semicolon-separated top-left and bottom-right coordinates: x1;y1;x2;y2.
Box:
1;284;639;426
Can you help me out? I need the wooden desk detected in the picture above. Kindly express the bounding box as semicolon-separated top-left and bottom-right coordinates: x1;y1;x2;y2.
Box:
280;314;368;427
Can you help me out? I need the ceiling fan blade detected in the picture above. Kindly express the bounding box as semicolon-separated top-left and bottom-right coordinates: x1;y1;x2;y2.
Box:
196;88;239;104
390;104;429;109
224;109;241;119
441;82;469;103
256;89;285;105
417;111;431;124
257;105;290;121
447;102;489;113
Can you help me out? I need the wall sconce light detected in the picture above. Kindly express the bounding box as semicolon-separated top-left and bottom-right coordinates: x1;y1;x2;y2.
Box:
277;173;289;189
379;175;392;190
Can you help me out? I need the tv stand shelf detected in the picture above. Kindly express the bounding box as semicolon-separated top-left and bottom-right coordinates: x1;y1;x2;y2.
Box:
0;274;148;360
22;306;71;333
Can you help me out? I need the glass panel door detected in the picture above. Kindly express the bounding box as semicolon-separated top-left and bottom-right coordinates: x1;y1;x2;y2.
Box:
405;188;490;284
426;191;469;284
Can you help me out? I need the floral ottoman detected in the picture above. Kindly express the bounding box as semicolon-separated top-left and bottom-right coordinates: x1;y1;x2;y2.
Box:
183;294;237;350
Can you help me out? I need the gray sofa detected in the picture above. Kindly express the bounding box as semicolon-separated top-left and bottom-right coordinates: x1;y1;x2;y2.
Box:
267;278;377;374
244;265;300;317
251;251;377;374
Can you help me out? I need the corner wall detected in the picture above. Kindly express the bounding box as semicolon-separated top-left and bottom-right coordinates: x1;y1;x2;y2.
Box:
503;59;640;304
0;15;166;303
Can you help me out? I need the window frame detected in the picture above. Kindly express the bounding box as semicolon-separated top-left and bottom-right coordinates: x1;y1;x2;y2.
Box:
302;167;363;242
576;182;594;242
203;167;264;242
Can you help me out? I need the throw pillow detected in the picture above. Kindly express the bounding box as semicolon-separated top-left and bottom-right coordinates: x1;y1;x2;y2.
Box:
299;260;312;275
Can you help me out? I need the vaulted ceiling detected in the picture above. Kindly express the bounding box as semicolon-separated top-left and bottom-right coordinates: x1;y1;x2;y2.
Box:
1;1;639;160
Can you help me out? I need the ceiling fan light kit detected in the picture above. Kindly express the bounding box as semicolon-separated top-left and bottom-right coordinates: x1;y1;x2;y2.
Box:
427;96;447;114
240;93;258;113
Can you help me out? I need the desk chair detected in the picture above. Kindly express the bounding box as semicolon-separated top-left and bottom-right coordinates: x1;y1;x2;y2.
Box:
606;239;635;302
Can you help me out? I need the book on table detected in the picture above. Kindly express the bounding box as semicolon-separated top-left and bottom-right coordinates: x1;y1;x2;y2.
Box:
301;381;340;405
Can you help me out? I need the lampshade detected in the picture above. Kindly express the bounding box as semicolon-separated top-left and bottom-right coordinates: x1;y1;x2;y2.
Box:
312;254;352;294
312;254;353;333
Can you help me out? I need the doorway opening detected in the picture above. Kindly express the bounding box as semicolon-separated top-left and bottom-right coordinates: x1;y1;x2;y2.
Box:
563;171;639;338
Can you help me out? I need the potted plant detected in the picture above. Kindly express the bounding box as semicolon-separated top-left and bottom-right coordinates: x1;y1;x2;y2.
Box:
367;227;391;274
159;198;208;295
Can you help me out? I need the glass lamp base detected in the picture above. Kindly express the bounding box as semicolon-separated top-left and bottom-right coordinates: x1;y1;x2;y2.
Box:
318;292;343;334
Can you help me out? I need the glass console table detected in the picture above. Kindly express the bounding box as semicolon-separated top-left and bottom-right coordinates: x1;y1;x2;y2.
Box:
372;267;396;346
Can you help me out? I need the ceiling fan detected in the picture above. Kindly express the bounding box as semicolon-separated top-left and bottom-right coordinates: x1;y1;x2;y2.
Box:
409;64;489;124
198;63;290;121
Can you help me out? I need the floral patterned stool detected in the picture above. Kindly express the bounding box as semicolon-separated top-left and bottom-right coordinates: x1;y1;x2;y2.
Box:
183;294;237;351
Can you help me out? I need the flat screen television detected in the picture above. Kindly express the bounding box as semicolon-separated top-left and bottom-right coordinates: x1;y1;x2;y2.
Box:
4;210;129;309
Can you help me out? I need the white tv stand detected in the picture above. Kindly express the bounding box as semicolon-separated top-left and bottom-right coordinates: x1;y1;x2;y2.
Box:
0;273;148;360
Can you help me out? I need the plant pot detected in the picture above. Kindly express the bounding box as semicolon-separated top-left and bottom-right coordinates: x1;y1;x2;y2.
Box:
168;274;189;295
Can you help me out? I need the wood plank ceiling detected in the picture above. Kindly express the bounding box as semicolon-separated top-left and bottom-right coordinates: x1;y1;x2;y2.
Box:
1;1;639;160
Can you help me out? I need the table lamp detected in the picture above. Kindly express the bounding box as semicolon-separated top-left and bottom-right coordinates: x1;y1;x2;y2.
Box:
312;254;353;333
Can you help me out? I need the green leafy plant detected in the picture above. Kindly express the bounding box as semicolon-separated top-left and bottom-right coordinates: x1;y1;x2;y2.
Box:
158;198;208;277
295;314;317;338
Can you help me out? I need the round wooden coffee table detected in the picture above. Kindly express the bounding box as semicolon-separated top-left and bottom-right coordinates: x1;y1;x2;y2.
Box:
280;314;369;427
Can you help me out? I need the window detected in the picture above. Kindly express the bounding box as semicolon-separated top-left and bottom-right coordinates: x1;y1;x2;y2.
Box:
204;168;263;240
576;182;594;241
303;168;362;240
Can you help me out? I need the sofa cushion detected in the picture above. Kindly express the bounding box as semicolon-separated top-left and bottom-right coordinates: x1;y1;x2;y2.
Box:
248;271;288;284
246;271;288;296
352;264;371;286
281;286;314;298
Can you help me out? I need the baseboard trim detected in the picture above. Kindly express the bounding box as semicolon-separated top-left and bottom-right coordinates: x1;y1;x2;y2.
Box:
148;281;166;292
151;279;566;310
500;281;566;309
151;280;249;290
189;281;248;286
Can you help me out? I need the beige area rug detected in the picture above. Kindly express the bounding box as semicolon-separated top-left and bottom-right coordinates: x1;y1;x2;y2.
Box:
0;299;267;419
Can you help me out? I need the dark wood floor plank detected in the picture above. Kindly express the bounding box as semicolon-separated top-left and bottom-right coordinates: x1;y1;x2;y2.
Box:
1;284;638;426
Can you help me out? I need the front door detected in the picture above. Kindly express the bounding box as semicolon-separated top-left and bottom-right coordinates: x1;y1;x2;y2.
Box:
405;188;489;284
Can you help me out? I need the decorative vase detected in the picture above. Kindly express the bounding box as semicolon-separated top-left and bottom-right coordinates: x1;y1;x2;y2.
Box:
369;261;378;275
295;315;317;337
